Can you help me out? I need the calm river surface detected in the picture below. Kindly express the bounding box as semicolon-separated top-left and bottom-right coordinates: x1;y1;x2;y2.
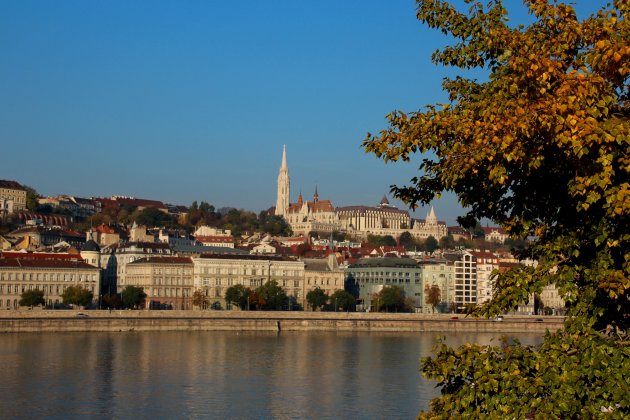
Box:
0;331;542;419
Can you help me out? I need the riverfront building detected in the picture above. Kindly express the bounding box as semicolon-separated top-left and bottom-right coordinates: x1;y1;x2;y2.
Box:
346;257;424;311
303;254;345;307
471;250;500;305
125;256;194;310
100;241;173;296
192;254;305;308
418;257;456;312
0;252;100;309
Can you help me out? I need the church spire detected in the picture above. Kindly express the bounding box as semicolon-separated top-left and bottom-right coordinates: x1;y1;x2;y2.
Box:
313;185;319;203
426;206;437;224
281;144;287;169
276;145;290;217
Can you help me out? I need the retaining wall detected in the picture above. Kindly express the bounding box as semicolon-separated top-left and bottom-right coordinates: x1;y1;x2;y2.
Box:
0;310;563;333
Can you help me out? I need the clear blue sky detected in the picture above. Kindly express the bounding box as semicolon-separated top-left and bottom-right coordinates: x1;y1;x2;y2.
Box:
0;1;605;225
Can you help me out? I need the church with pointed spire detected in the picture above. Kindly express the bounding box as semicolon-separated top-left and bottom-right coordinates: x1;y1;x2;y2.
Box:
274;146;340;235
275;145;290;217
274;146;447;240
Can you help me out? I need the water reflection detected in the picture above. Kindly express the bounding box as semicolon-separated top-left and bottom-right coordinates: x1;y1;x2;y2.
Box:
0;332;542;419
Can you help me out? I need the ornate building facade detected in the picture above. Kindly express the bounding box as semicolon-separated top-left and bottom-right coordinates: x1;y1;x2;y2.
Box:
274;147;448;241
275;145;290;217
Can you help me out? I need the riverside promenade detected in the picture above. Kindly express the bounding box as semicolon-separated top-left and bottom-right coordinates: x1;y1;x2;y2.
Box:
0;310;563;333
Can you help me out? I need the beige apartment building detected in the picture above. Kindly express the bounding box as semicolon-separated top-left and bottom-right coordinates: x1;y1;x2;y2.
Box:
0;253;100;309
0;180;27;213
125;256;194;310
303;255;345;308
192;254;305;308
418;258;456;312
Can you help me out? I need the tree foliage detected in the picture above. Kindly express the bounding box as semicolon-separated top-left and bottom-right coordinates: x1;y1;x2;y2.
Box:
258;212;293;236
255;280;287;310
192;289;208;309
61;285;94;307
329;289;356;311
225;284;250;310
134;207;177;228
19;289;45;307
363;0;629;416
121;285;147;309
424;236;439;253
398;231;416;249
372;285;406;312
366;234;397;247
23;185;39;211
425;284;441;313
306;287;328;311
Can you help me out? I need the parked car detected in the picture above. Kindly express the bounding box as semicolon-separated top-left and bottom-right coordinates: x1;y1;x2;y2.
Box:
450;316;459;320
495;316;504;322
75;313;89;318
535;318;544;323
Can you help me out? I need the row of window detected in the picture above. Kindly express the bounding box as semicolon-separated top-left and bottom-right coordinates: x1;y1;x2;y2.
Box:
0;284;96;294
151;288;191;297
306;279;340;286
152;268;192;275
0;272;97;282
198;267;301;276
357;278;415;284
352;271;419;277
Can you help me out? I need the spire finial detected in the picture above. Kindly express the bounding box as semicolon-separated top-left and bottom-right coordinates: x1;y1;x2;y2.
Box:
281;144;287;168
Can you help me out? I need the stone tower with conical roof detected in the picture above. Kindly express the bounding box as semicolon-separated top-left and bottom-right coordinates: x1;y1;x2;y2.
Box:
276;145;290;217
426;206;438;226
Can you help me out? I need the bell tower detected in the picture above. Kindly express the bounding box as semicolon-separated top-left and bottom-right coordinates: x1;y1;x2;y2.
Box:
275;145;290;217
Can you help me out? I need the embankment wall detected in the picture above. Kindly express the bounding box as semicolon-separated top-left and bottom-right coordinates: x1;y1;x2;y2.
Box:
0;311;563;333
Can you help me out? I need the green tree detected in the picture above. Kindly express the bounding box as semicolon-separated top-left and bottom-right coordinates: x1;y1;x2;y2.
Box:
423;236;439;253
438;234;455;250
135;207;176;228
255;280;287;310
102;293;121;309
363;0;629;417
424;284;441;313
398;231;416;250
258;212;292;236
61;285;94;307
372;286;405;312
121;286;146;309
329;289;356;311
192;289;208;310
225;284;250;310
366;234;397;247
23;185;39;210
306;287;328;311
19;289;45;307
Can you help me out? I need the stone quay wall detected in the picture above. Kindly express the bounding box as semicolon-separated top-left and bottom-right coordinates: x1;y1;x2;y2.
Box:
0;310;563;333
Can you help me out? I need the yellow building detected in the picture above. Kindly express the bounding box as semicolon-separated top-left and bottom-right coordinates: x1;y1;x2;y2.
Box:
303;255;345;309
192;254;305;308
0;252;100;309
0;180;27;213
125;256;194;310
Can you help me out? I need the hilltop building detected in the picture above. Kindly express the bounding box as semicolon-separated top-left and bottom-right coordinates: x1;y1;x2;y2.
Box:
273;146;448;241
0;180;27;214
275;144;290;217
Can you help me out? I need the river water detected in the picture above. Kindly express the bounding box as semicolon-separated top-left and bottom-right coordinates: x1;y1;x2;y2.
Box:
0;331;542;419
